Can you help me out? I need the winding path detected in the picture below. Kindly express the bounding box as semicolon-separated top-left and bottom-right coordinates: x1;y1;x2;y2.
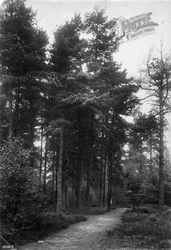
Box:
17;208;127;250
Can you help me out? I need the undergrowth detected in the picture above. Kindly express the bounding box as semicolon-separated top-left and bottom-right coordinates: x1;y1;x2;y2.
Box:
1;212;87;246
1;205;108;247
107;205;171;249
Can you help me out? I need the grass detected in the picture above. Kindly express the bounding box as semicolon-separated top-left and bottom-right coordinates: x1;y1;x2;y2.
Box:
107;205;171;249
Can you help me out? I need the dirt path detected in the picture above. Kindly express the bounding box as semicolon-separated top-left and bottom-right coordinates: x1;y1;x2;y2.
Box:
17;208;127;250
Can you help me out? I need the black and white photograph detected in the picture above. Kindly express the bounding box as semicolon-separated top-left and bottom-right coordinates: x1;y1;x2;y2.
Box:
1;0;171;249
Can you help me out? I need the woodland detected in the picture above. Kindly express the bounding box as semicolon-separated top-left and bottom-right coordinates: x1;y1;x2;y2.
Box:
0;0;171;246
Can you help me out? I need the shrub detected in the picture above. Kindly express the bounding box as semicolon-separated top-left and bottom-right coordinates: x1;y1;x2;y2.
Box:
121;212;148;223
1;211;87;245
108;206;171;248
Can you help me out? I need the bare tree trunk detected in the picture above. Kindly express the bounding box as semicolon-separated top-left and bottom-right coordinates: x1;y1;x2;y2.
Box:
0;98;3;147
86;111;94;210
52;149;55;203
99;127;104;207
159;86;164;212
86;149;92;209
107;149;112;212
9;83;13;140
103;153;108;206
76;156;81;208
103;112;109;207
30;97;35;168
64;180;69;209
14;84;20;137
39;123;44;185
43;134;48;194
76;115;82;209
149;135;153;173
140;142;143;174
56;126;64;213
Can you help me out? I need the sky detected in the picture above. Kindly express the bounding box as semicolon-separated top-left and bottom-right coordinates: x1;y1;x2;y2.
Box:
23;0;171;75
1;0;171;149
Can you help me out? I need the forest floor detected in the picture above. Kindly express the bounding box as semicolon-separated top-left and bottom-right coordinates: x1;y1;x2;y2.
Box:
16;207;156;250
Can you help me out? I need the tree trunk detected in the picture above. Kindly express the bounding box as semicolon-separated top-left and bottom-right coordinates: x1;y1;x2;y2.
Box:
86;149;92;209
159;85;164;212
0;97;3;147
103;111;109;207
149;135;153;173
76;115;82;209
56;126;64;213
99;127;104;207
39;123;44;185
9;83;13;140
64;180;69;209
14;84;20;137
52;150;55;203
86;111;94;210
107;152;112;212
76;154;81;208
103;153;108;206
43;134;48;194
29;95;35;168
140;142;143;174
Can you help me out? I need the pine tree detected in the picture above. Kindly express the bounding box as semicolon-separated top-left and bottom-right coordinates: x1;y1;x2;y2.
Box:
0;0;48;149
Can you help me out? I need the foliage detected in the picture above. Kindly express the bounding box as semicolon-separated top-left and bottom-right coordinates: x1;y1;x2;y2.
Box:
0;138;40;216
1;211;87;245
107;206;171;248
51;13;83;74
0;0;48;147
0;137;47;244
0;0;48;75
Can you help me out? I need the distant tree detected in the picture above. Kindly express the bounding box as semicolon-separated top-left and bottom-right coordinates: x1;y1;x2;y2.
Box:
129;113;159;174
137;49;171;212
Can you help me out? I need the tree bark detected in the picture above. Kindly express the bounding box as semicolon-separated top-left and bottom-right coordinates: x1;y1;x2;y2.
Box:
43;134;48;194
76;115;82;209
103;111;109;207
39;123;44;185
99;127;104;207
0;97;3;147
159;84;164;212
56;126;64;213
149;135;153;173
9;83;13;140
52;149;55;203
86;111;94;210
107;149;112;212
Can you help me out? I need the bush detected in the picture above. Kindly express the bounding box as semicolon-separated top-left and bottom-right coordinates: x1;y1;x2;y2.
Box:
1;211;87;246
121;212;148;223
0;138;42;220
38;212;87;231
108;205;171;248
